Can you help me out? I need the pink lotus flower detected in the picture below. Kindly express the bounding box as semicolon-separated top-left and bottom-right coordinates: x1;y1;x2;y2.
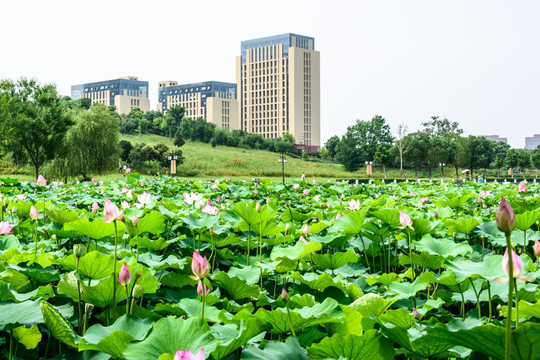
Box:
303;189;310;196
174;349;204;360
299;235;308;243
534;240;540;257
36;175;47;187
494;248;532;283
420;197;429;204
303;224;310;236
16;194;26;201
121;201;130;209
132;214;139;227
266;197;270;204
190;251;209;280
340;194;345;199
183;192;204;205
281;288;289;302
226;177;231;181
91;202;100;212
138;192;151;206
0;221;13;235
29;205;39;220
117;263;132;286
348;199;361;211
121;187;129;194
197;280;210;296
91;178;97;183
126;168;132;174
518;182;527;192
103;198;124;223
293;184;300;190
336;212;342;219
201;200;219;215
139;181;144;187
496;197;516;234
408;191;415;197
398;211;414;230
253;189;259;194
211;184;219;190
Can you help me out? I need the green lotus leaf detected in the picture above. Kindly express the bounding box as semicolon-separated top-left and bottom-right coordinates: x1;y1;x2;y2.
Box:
312;247;358;270
515;209;540;231
79;314;153;359
126;210;166;236
349;293;397;318
0;280;16;302
378;308;416;329
388;278;429;300
58;273;124;308
13;324;42;350
0;235;21;251
426;320;540;360
326;305;363;337
78;251;115;280
444;217;480;235
137;236;176;251
289;272;343;291
372;208;400;226
416;236;473;258
213;272;261;300
242;336;309;360
210;319;267;360
45;208;80;225
123;317;218;360
178;298;233;323
307;330;395;360
437;194;475;209
40;300;77;348
0;299;43;330
444;255;504;282
228;266;260;285
251;298;340;334
399;251;444;270
379;323;453;358
64;219;125;240
330;207;369;235
6;263;60;284
270;241;322;261
412;218;434;237
366;273;399;287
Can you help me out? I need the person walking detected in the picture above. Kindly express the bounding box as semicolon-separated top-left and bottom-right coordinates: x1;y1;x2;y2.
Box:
301;172;305;181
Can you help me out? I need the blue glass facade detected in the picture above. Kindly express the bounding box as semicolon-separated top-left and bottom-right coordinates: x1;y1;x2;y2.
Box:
158;81;236;112
71;78;149;106
241;33;314;64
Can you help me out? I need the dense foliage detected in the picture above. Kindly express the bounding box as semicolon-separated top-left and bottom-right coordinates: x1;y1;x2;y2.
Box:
0;175;539;359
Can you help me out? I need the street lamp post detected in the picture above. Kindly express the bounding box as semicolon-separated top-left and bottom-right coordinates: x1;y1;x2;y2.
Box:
168;152;178;175
365;161;373;179
278;153;287;184
439;162;445;180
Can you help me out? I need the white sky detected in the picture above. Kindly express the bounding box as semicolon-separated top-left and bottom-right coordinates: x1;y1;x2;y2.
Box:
1;0;539;148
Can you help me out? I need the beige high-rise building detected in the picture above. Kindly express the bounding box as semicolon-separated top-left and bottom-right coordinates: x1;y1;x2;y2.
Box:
71;76;150;114
236;33;320;150
157;81;238;130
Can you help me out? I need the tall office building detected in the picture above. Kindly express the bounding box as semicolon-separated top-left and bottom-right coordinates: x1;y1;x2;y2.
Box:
481;135;508;143
71;76;150;114
157;81;238;130
525;134;540;150
236;33;320;150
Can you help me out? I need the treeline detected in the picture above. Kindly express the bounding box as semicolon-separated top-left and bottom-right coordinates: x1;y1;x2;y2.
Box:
117;105;296;155
325;115;540;178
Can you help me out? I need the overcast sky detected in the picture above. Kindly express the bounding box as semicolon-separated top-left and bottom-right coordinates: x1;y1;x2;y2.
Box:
1;0;538;148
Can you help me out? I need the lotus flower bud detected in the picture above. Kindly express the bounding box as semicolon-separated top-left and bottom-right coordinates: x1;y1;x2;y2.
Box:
117;263;132;286
73;244;86;259
303;224;310;236
433;211;438;219
190;251;209;280
36;175;47;187
197;279;210;296
132;285;145;299
281;288;289;302
412;308;421;319
534;240;540;257
256;202;262;213
285;223;292;235
85;303;94;315
29;205;39;220
496;197;516;234
132;215;139;227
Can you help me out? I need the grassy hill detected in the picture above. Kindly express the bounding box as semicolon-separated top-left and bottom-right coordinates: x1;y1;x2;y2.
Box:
121;133;357;181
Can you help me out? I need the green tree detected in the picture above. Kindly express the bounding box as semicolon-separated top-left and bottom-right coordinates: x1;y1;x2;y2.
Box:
491;141;511;177
335;115;393;172
531;145;540;178
421;116;463;137
64;103;120;178
402;131;430;179
174;128;185;147
373;144;393;178
464;136;495;178
165;106;186;138
324;135;340;162
0;78;74;178
119;140;133;163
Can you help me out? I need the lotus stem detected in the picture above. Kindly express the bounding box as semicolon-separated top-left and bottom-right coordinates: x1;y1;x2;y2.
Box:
76;258;83;334
285;301;296;337
504;233;514;360
113;220;118;316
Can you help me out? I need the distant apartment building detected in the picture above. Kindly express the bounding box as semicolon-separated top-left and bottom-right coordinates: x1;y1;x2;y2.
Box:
71;76;150;114
236;33;320;150
481;135;508;143
157;81;238;130
525;134;540;150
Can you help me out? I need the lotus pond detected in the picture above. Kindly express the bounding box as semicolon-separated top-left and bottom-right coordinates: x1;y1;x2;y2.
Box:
0;174;539;360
